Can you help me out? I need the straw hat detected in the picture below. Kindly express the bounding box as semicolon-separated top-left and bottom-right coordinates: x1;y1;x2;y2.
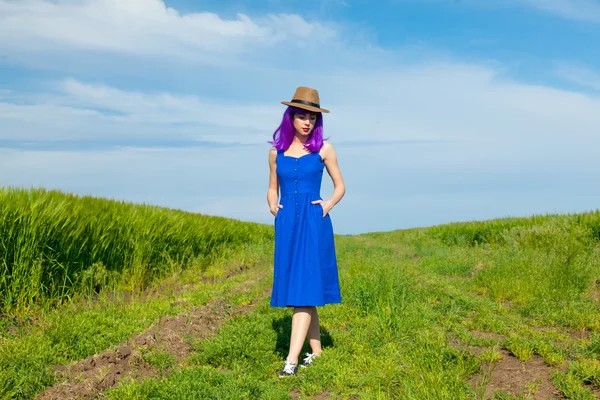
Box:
281;86;330;113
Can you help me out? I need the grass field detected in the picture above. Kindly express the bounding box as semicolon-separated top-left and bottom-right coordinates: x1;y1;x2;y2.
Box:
1;188;599;399
0;187;273;316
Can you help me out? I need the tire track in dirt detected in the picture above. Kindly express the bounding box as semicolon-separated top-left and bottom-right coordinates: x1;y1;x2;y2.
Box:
451;332;564;399
470;348;563;399
36;265;270;400
2;265;253;338
290;389;332;400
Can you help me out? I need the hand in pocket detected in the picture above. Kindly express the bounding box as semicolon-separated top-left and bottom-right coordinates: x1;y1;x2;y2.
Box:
311;199;331;217
270;204;283;217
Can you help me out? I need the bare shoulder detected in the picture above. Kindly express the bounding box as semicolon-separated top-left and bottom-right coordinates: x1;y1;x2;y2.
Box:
320;141;344;184
320;141;336;161
269;146;278;160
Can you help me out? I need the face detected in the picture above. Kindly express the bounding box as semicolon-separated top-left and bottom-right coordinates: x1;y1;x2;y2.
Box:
293;111;318;136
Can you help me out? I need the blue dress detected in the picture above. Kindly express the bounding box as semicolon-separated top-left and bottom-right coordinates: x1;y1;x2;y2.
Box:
270;148;342;308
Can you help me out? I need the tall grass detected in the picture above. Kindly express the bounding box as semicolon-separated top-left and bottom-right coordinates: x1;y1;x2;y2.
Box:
427;210;600;247
3;188;600;398
0;187;273;315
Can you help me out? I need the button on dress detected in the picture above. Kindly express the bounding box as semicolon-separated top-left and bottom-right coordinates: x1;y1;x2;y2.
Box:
270;149;342;307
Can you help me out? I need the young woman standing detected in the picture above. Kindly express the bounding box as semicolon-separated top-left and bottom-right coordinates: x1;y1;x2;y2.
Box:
266;86;346;377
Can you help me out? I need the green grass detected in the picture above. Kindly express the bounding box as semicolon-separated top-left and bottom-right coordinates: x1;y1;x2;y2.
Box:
0;237;275;399
108;210;600;398
2;189;600;399
0;187;273;316
109;366;291;399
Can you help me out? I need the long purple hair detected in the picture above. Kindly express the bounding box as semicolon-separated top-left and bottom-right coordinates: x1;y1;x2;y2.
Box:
269;106;327;153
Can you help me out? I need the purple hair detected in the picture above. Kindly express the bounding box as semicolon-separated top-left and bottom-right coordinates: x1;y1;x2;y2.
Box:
269;106;327;153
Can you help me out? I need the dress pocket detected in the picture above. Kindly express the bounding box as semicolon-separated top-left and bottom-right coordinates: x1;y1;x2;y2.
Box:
274;208;281;225
311;197;325;218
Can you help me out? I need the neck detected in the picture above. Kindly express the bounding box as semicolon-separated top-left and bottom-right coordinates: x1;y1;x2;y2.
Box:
293;133;309;144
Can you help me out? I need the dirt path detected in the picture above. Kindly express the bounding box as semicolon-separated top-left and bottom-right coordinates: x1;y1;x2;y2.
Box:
36;266;270;400
471;348;563;399
451;331;566;399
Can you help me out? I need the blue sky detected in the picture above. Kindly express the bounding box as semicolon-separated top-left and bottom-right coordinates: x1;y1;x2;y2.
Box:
1;0;600;235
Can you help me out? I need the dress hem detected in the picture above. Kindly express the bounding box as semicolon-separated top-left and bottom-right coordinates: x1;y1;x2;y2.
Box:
269;300;342;308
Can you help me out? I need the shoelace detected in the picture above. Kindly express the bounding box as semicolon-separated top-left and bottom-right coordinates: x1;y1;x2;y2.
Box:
302;353;316;365
282;361;297;374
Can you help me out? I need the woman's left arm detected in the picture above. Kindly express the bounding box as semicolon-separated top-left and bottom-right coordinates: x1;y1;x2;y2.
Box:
319;142;346;214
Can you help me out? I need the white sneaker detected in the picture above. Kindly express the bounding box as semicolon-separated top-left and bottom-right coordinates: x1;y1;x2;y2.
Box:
300;352;318;368
278;360;298;377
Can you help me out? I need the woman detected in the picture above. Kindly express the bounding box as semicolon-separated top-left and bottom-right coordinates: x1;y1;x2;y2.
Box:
266;86;346;377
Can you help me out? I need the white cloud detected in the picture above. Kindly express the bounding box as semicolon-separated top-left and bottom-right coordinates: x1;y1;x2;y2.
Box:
0;78;281;142
555;63;600;90
2;64;600;233
0;0;336;62
314;61;600;147
55;78;278;132
2;1;600;233
2;59;600;147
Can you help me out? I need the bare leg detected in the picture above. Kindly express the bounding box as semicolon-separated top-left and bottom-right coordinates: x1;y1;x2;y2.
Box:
307;307;322;356
286;306;312;364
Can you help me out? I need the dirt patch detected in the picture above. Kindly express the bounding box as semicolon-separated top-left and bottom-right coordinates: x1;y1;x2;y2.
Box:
37;299;229;399
471;262;487;276
449;336;487;357
469;349;563;399
448;332;505;359
5;325;18;335
589;278;600;305
37;290;265;400
2;264;252;338
569;329;591;341
290;389;334;399
471;330;505;341
528;326;590;345
586;383;600;398
449;333;563;399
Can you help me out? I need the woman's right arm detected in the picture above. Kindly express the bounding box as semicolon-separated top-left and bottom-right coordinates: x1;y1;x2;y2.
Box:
267;147;281;216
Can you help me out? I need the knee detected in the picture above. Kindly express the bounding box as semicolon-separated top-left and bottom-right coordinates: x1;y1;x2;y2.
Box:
293;306;314;314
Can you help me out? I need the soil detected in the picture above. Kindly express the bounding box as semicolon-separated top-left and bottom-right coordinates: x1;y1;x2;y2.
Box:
587;384;600;398
37;299;244;400
569;328;591;341
36;264;264;400
1;264;252;338
470;349;564;399
471;330;506;341
450;332;564;399
290;390;334;399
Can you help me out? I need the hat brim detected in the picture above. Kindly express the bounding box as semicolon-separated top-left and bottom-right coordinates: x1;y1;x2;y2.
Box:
281;101;330;113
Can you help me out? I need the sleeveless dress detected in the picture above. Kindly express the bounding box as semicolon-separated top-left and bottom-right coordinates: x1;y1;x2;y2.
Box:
270;148;342;308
